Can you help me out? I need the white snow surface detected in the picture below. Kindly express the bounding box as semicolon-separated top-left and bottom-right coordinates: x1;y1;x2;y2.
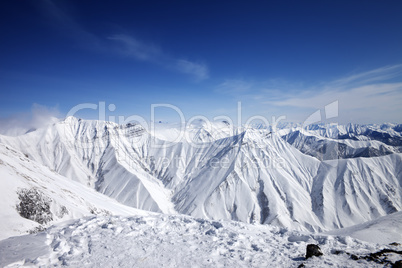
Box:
0;118;402;267
0;117;401;233
1;212;401;267
0;143;152;240
325;211;402;244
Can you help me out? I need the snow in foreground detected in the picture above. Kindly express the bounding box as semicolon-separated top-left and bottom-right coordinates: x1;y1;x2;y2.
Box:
1;213;401;267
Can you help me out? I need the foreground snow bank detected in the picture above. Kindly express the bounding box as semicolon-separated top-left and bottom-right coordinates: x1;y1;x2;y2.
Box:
1;214;399;267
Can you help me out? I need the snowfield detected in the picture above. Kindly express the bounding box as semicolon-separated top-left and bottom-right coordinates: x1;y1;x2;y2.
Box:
0;143;152;240
0;118;401;267
1;117;401;232
1;213;401;267
325;211;402;244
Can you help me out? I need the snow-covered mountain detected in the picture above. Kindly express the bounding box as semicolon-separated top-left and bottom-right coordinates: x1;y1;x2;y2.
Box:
305;123;402;146
281;123;402;160
0;117;401;234
0;142;152;240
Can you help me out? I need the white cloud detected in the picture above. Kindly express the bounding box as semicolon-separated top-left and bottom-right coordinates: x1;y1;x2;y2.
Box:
39;0;209;81
271;83;402;109
39;0;101;49
109;34;209;81
0;104;60;136
216;79;253;94
328;64;402;88
267;65;402;123
270;83;402;123
175;59;209;81
108;35;162;62
217;65;402;123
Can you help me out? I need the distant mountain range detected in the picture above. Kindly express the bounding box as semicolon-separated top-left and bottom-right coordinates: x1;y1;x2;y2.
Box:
1;117;401;236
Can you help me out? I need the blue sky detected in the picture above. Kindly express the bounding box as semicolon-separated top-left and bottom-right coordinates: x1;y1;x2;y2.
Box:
1;0;402;128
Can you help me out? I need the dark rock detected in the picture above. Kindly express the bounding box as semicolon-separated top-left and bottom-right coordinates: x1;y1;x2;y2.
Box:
350;254;359;260
332;250;343;255
297;264;305;268
392;260;402;268
363;248;402;265
333;247;402;266
211;221;223;229
251;244;260;251
306;244;323;259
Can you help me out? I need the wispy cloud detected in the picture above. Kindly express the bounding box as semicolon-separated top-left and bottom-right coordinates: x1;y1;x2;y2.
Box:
270;83;402;110
328;64;402;88
109;34;209;81
175;59;209;81
217;65;402;123
108;34;163;62
0;104;60;136
216;78;306;99
268;65;402;111
216;79;253;94
38;0;209;81
38;0;101;49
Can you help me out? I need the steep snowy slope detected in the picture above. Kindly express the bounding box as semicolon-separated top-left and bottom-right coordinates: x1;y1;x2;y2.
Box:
311;153;402;230
170;130;323;231
153;119;235;143
282;129;402;160
325;211;402;244
0;118;176;214
304;123;402;144
1;117;401;233
0;142;150;240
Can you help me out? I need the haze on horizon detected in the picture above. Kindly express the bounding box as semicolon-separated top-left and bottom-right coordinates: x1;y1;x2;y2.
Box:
1;0;402;134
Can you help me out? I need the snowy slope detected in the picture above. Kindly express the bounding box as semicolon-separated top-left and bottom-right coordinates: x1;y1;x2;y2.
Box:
153;119;235;143
0;118;177;214
282;129;402;160
305;123;402;146
325;211;402;244
311;153;402;230
171;130;323;231
1;117;401;233
0;143;151;240
1;213;399;268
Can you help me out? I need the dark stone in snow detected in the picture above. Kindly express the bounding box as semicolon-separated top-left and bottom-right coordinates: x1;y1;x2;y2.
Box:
306;244;323;259
350;254;359;260
393;260;402;268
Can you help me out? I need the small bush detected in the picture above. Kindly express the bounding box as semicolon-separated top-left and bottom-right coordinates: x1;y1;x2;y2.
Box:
57;205;69;218
28;225;46;234
16;188;53;224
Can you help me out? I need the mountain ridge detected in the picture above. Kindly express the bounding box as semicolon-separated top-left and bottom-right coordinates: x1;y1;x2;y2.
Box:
1;116;401;233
